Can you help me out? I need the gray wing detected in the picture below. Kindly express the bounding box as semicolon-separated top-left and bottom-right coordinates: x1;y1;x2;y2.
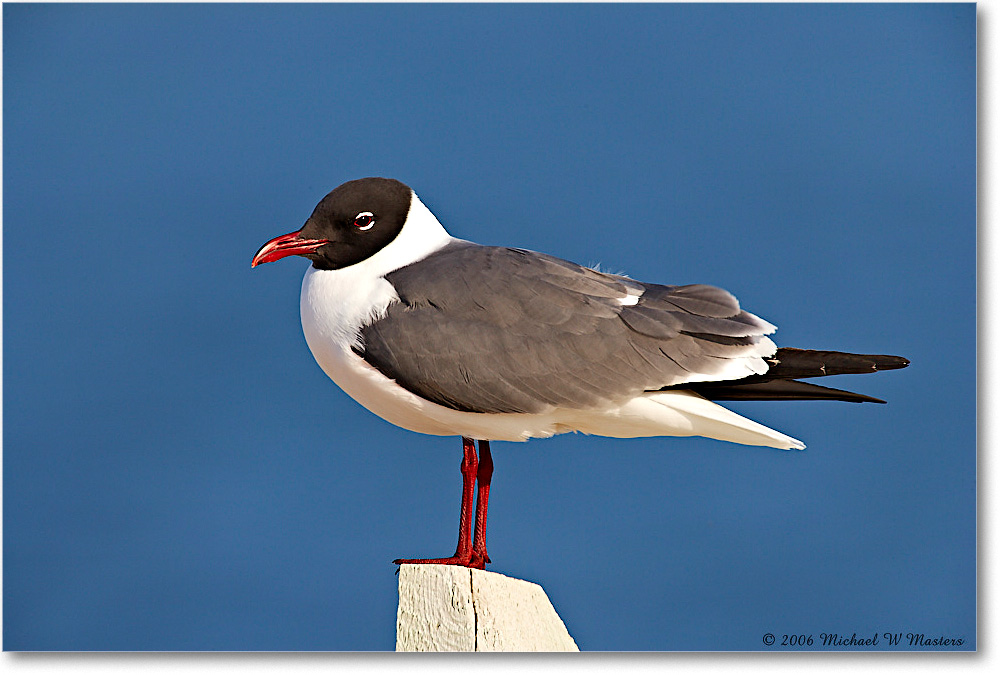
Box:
356;241;777;414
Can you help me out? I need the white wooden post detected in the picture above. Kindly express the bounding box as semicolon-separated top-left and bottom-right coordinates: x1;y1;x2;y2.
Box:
396;564;579;652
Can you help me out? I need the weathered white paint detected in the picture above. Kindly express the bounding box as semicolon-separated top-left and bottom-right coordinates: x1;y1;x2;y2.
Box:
396;564;579;652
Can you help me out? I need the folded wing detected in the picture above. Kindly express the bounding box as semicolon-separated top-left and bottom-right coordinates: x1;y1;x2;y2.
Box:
356;242;781;414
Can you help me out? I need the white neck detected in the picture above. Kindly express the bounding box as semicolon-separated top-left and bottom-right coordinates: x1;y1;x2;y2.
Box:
352;191;454;278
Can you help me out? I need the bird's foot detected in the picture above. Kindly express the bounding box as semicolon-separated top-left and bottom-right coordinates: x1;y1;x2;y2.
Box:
393;550;489;570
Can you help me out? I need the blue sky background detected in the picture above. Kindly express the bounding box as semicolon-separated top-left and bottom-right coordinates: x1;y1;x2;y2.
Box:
3;3;975;651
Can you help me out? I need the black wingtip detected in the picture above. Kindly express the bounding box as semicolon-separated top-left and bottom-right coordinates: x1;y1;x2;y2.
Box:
765;348;910;379
666;349;908;405
879;355;910;371
684;379;890;404
866;354;909;372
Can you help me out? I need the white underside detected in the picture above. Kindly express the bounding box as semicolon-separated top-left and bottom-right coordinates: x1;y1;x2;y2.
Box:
296;192;805;451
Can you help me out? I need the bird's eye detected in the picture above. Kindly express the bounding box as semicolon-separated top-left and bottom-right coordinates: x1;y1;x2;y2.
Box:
353;212;375;231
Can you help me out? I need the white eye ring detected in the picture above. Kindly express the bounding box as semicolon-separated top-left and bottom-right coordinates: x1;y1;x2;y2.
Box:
354;211;375;231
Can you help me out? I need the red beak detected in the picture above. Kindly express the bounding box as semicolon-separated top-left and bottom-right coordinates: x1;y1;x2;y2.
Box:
251;231;329;268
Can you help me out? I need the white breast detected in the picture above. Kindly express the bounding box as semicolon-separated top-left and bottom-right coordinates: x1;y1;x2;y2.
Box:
300;264;558;439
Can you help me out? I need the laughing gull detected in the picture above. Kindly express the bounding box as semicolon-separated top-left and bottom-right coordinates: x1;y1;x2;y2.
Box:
252;177;909;569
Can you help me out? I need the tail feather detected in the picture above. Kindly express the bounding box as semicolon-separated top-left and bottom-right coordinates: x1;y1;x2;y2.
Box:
637;391;807;450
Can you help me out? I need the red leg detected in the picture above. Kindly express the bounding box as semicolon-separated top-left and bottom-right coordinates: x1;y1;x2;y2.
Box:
394;437;479;566
469;440;493;569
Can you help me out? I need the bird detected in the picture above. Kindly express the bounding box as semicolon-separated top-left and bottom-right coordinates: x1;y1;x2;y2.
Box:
251;177;909;569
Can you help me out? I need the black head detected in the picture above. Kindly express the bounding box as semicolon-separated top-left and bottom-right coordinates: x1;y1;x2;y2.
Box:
300;178;413;270
252;177;414;270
